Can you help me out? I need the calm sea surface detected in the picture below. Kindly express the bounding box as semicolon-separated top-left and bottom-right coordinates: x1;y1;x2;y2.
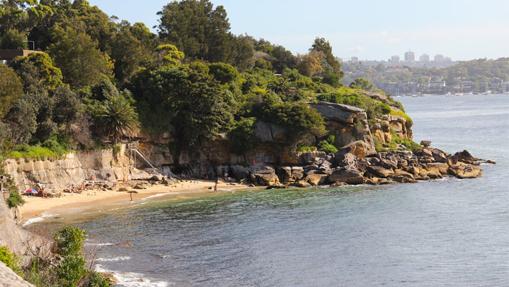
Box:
54;94;509;286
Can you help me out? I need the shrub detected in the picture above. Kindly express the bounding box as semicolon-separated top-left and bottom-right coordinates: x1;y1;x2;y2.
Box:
229;117;258;155
7;190;25;208
56;255;86;287
54;226;86;257
317;87;392;120
296;145;317;153
208;62;239;84
318;135;338;154
85;272;112;287
0;246;21;275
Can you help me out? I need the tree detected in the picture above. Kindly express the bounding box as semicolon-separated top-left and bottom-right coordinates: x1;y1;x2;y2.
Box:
0;64;24;118
3;98;37;144
10;52;63;93
130;56;236;160
110;21;156;84
350;78;374;91
90;91;139;143
310;37;343;86
297;51;324;77
156;44;185;66
0;28;27;49
158;0;232;62
49;26;113;88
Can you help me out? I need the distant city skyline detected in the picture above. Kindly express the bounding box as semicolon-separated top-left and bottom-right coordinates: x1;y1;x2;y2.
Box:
89;0;509;61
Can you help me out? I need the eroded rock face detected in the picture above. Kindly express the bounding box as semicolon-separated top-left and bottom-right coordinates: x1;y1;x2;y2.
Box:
0;262;33;287
310;102;376;154
3;145;134;193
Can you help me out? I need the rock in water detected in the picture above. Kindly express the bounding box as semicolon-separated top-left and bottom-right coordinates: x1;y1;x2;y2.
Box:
328;168;365;185
448;163;482;179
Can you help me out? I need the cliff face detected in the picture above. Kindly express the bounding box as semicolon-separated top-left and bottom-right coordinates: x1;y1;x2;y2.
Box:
0;262;33;287
3;145;134;193
136;101;413;175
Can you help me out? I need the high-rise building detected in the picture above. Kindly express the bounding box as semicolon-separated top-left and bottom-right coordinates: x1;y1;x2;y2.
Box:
390;55;400;63
419;54;430;62
404;51;415;62
434;54;445;62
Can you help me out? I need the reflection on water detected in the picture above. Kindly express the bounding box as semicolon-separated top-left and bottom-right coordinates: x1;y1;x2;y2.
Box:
50;94;509;286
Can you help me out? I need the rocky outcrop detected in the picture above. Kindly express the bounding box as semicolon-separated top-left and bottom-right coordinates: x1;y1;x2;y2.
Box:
0;262;33;287
310;102;376;154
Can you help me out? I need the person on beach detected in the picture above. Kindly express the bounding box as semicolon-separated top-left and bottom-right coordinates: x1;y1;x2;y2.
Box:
214;178;219;192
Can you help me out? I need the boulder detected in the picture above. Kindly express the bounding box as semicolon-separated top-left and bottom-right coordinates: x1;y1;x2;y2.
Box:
299;151;327;165
277;167;293;184
295;180;312;188
305;174;328;186
328;168;365;185
449;150;478;165
337;140;375;160
250;166;280;186
291;167;305;181
448;163;482;179
367;166;394;178
230;165;250;181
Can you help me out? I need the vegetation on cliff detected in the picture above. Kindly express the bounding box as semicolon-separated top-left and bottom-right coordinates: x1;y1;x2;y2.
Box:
0;0;412;163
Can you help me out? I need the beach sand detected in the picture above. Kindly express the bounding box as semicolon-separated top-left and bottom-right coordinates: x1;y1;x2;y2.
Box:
20;180;253;225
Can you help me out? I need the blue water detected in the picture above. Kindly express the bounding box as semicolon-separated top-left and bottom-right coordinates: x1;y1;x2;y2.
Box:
74;94;508;286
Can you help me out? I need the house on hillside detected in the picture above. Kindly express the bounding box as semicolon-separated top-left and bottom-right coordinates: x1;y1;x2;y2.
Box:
0;49;39;64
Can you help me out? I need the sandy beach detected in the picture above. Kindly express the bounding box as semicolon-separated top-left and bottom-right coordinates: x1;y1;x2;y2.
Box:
20;180;253;225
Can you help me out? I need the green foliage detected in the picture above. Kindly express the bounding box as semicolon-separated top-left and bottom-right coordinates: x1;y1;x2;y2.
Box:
10;52;63;92
350;78;374;91
229;117;257;155
130;57;236;155
6;190;25;208
55;255;86;287
0;28;27;49
390;108;413;125
318;135;338;154
317;87;392;119
49;26;113;89
156;44;185;66
54;226;86;257
208;62;239;84
296;145;317;153
252;99;326;141
111;21;156;84
0;64;24;118
85;272;112;287
7;135;70;160
158;0;231;62
89;91;139;143
0;246;21;275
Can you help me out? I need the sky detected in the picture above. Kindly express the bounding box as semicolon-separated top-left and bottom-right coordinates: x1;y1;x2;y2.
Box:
88;0;509;61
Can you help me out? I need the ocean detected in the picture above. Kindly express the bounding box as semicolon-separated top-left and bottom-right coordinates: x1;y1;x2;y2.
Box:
47;94;509;286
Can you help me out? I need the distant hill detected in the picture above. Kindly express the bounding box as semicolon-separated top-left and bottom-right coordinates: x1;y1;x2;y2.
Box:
343;58;509;95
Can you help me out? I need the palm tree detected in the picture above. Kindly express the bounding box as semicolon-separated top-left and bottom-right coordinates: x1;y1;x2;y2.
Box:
95;94;140;143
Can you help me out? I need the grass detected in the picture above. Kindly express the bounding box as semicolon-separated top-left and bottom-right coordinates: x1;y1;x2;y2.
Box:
390;108;413;125
7;145;68;160
7;136;71;160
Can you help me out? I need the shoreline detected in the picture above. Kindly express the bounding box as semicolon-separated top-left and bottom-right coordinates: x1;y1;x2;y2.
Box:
20;180;254;226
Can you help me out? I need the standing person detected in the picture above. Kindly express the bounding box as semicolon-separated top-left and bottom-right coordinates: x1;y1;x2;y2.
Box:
214;177;219;192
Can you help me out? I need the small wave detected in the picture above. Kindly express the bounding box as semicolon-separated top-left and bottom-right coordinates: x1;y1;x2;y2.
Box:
143;193;168;201
95;264;171;287
85;242;115;247
22;213;57;227
96;256;131;262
